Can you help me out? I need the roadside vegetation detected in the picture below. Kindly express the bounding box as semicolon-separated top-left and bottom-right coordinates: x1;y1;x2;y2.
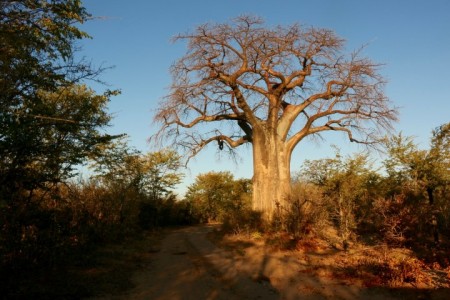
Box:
207;124;450;289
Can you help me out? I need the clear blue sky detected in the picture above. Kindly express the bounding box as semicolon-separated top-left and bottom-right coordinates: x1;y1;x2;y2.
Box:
79;0;450;194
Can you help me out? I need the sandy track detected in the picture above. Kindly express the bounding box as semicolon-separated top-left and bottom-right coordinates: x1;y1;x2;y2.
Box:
91;225;450;300
96;225;278;300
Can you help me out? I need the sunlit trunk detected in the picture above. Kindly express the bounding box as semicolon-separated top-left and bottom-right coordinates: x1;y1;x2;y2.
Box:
251;129;292;222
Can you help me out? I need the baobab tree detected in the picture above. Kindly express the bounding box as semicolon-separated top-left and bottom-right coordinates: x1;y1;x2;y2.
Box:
153;16;398;221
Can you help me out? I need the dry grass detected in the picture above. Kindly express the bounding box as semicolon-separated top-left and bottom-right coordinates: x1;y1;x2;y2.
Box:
214;228;450;291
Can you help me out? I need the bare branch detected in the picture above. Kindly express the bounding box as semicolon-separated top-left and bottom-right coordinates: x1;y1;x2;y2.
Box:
151;16;398;165
178;131;251;166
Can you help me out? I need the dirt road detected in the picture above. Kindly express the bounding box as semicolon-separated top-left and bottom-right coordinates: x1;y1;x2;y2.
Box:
91;225;449;300
93;225;278;300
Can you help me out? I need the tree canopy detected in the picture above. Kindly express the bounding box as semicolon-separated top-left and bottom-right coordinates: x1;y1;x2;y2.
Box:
0;0;117;204
185;171;252;222
154;16;397;155
153;15;398;218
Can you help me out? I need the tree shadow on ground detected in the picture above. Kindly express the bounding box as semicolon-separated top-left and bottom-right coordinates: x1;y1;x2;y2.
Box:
0;230;164;299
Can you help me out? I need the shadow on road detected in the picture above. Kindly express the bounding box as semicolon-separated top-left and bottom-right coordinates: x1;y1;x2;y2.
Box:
89;225;450;300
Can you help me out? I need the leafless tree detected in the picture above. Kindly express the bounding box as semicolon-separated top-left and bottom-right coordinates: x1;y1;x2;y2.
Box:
152;16;398;220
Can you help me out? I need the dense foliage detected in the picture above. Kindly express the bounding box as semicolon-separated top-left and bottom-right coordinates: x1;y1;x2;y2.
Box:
0;3;194;288
0;0;115;201
0;5;125;294
290;124;450;251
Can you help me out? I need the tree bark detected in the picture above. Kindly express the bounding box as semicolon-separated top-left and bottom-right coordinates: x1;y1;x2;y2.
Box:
251;128;292;222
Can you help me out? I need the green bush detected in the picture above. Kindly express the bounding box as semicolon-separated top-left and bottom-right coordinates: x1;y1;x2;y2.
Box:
222;209;263;235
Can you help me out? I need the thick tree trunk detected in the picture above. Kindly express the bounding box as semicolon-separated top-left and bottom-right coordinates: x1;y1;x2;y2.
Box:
251;130;292;222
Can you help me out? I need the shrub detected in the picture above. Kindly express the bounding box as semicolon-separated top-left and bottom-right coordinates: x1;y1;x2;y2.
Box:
221;209;263;235
366;256;430;286
283;183;329;239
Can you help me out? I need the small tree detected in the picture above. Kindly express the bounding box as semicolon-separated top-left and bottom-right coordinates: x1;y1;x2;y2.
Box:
384;126;450;206
300;149;375;245
426;123;450;205
153;16;398;220
91;142;184;228
185;171;251;223
140;150;184;201
383;124;450;243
